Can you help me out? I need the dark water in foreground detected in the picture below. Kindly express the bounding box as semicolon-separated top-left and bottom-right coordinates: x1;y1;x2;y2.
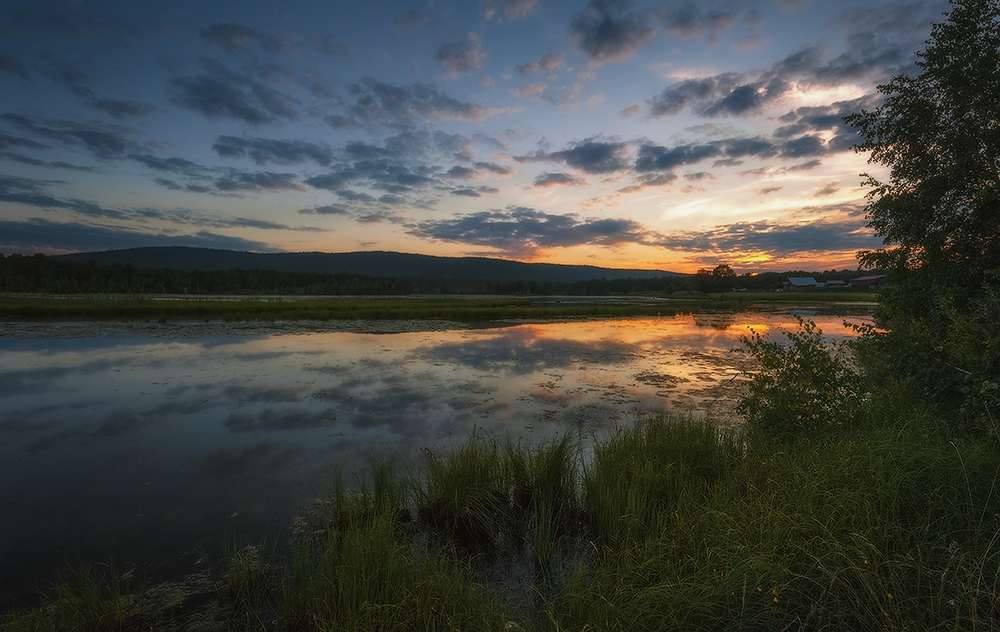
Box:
0;309;870;609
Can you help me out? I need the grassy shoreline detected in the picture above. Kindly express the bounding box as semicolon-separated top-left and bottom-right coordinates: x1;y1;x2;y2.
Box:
0;292;875;323
6;389;999;631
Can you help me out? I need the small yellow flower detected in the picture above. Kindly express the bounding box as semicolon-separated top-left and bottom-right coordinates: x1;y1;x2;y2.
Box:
887;593;893;600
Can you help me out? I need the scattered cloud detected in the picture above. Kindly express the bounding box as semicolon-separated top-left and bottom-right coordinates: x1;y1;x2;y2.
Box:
516;53;565;75
435;33;485;73
90;98;156;119
0;217;278;255
569;0;655;65
166;57;300;124
410;205;651;256
519;137;630;174
0;113;144;159
534;172;586;187
212;135;333;166
483;0;538;21
655;213;879;257
0;52;29;80
329;78;507;129
651;2;739;43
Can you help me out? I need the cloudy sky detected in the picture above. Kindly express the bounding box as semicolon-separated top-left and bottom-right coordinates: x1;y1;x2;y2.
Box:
0;0;951;272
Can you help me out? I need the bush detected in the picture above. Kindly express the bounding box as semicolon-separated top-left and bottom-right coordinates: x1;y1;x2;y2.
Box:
737;317;862;439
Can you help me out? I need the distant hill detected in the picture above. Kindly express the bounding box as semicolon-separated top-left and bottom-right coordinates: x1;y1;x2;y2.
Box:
55;247;684;286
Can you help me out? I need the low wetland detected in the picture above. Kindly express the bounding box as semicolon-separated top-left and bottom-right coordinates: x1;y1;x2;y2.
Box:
12;295;994;630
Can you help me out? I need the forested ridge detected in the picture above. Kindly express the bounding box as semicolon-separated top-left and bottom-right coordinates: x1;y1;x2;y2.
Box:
0;252;411;295
0;251;876;295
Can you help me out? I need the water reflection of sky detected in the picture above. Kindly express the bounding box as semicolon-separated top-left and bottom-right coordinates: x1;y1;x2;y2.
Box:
0;311;869;607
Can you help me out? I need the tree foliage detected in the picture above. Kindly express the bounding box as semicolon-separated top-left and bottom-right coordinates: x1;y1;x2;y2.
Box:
738;318;861;439
845;0;1000;422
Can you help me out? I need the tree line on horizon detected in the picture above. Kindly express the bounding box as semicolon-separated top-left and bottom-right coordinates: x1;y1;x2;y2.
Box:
0;251;878;296
0;252;412;296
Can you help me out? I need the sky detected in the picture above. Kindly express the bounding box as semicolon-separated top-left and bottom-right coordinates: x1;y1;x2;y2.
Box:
0;0;953;273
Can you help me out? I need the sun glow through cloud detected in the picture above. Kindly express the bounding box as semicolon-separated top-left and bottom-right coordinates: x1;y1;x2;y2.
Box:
0;0;949;272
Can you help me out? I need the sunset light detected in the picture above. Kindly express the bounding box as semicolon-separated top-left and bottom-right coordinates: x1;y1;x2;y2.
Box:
0;0;950;273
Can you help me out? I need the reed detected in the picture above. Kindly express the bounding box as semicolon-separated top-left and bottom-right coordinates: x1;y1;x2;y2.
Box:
412;435;511;552
1;563;142;632
9;394;1000;631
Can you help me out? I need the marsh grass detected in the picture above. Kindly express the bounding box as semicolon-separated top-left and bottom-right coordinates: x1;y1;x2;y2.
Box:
0;295;688;323
0;293;873;323
9;397;1000;631
1;563;142;632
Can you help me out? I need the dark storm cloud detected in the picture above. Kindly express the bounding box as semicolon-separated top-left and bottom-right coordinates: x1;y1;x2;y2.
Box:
482;0;538;21
90;98;156;119
331;78;504;129
652;2;738;41
0;113;142;159
212;135;333;166
534;172;585;187
519;138;630;174
410;206;650;256
0;217;275;255
435;33;484;73
0;52;29;80
166;58;299;124
569;0;655;65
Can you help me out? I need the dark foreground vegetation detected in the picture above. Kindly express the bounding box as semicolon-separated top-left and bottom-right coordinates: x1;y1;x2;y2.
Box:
4;397;999;631
3;1;999;629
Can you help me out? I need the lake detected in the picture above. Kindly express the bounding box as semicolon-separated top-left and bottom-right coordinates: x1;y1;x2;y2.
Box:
0;306;871;609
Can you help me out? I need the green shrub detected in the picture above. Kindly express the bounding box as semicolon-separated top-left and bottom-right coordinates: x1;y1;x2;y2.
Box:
737;317;862;439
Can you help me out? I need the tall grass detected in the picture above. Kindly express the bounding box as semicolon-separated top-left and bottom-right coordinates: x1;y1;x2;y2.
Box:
1;563;142;632
8;394;1000;630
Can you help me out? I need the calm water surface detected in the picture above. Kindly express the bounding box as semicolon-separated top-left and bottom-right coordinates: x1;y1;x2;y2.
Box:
0;309;870;608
